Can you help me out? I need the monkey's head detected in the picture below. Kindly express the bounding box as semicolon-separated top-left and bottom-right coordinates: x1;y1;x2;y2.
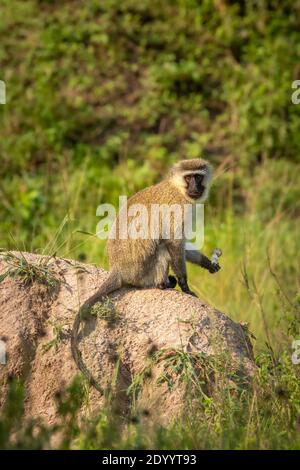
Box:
169;159;212;203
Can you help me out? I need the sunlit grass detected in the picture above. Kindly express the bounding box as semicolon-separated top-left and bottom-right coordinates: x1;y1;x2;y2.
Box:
190;209;299;348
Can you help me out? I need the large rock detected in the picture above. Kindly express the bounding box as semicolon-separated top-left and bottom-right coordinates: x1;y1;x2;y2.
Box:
0;252;255;427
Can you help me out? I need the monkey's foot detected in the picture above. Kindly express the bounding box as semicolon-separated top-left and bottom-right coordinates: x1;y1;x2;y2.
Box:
157;275;177;290
183;289;198;297
167;275;177;288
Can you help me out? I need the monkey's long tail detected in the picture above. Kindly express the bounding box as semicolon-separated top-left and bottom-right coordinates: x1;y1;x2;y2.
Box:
71;271;122;394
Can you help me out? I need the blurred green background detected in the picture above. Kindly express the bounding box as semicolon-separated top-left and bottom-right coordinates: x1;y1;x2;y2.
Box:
0;0;299;348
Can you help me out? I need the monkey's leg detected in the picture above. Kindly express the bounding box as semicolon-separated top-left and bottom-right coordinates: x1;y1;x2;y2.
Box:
166;240;197;296
185;243;220;273
152;244;174;290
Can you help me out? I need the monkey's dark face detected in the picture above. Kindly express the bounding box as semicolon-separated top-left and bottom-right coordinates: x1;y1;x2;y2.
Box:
169;160;212;203
184;173;206;200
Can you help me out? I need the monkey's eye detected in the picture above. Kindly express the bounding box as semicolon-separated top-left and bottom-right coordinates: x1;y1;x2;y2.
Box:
194;174;204;184
184;175;192;184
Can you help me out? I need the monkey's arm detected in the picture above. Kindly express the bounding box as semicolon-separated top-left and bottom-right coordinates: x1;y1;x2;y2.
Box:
166;240;196;296
185;243;220;273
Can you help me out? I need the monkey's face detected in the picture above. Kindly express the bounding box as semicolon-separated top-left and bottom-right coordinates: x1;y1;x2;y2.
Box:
184;173;206;200
182;166;212;203
170;159;212;203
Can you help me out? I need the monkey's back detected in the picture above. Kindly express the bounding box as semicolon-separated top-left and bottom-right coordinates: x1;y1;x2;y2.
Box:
107;180;187;286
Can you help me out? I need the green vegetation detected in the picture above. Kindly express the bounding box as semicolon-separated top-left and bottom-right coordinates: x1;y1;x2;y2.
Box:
90;297;121;325
1;349;300;450
0;0;300;449
0;251;60;291
42;320;69;353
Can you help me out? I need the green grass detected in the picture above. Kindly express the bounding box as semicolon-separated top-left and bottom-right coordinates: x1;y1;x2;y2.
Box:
1;347;300;449
0;251;60;292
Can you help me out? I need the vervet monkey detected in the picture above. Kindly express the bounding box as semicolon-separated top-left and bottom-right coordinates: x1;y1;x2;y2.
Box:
71;159;220;392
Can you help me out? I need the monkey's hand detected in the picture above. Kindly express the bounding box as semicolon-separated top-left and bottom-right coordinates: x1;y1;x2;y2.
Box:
199;254;221;274
209;247;222;274
199;248;222;274
208;262;221;274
